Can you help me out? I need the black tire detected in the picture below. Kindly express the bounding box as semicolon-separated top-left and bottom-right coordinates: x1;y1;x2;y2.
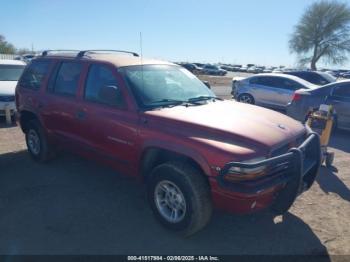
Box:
237;93;255;104
147;161;212;236
25;120;54;162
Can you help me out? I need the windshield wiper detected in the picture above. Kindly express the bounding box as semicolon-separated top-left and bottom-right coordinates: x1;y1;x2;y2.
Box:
187;96;222;102
147;99;187;108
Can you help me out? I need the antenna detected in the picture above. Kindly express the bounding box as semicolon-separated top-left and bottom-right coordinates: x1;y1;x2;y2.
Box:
139;32;143;60
140;32;145;93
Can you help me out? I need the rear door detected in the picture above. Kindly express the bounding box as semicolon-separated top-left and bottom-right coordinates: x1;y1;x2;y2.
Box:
328;83;350;130
247;76;277;106
77;62;139;175
248;76;294;107
40;60;86;146
273;78;302;107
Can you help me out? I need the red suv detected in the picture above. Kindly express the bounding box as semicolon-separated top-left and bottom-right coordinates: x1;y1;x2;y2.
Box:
16;50;321;235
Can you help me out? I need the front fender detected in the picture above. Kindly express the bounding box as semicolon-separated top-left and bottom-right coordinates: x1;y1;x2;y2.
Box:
141;139;212;176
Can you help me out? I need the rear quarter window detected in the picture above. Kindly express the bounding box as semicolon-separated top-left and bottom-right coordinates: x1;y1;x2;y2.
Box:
18;60;51;90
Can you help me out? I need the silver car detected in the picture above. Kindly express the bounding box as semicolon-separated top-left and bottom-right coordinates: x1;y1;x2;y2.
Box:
232;73;316;110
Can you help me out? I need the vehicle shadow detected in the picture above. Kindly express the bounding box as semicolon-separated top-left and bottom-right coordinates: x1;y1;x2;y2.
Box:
316;166;350;202
0;150;329;257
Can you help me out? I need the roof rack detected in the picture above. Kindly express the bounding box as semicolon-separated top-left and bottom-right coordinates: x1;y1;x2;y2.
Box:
76;50;139;58
41;50;80;56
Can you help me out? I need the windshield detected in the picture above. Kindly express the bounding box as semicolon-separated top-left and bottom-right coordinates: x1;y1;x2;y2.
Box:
121;65;215;108
0;65;25;81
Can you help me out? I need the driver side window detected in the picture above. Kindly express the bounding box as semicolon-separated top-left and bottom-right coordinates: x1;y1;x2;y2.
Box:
84;64;124;107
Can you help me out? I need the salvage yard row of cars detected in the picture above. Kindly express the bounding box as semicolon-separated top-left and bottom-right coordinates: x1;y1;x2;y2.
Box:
0;50;348;236
178;61;350;78
232;73;350;131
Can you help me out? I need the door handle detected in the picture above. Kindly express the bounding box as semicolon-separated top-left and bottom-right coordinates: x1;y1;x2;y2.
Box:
75;110;86;120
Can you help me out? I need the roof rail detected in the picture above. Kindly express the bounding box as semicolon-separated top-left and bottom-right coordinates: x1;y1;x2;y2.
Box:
77;50;139;58
41;50;80;56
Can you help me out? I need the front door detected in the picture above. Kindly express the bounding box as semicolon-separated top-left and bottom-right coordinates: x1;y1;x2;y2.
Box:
77;63;139;175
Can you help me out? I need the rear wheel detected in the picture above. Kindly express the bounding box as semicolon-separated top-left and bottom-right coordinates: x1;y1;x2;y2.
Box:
238;93;255;104
25;120;54;162
147;161;212;236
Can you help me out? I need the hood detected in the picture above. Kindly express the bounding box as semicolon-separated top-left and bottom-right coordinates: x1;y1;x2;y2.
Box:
0;81;17;96
145;100;306;152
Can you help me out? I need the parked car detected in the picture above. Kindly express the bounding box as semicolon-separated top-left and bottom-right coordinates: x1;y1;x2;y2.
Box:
287;80;350;130
16;50;321;235
220;65;235;72
232;73;317;110
202;64;227;75
231;65;242;72
247;66;264;74
272;68;284;73
15;53;38;64
238;65;249;72
342;72;350;79
283;71;336;86
180;63;202;74
338;70;350;77
0;59;26;118
193;62;205;68
263;67;275;73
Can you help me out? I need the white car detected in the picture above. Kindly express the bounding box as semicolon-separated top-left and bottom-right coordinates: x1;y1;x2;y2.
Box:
0;59;26;117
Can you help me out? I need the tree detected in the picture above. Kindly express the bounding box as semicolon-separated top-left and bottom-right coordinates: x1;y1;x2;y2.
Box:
289;1;350;70
0;34;16;54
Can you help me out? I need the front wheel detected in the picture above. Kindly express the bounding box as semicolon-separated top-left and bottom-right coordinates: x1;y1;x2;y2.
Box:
147;161;212;236
238;93;255;104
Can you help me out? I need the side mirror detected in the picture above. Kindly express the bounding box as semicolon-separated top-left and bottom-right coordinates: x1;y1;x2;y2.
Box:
203;81;211;89
98;85;123;106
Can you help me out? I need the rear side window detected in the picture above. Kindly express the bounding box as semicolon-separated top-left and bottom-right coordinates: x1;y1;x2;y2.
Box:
279;79;301;90
250;76;277;87
250;77;264;85
251;76;301;90
51;62;82;96
84;64;123;107
19;60;51;90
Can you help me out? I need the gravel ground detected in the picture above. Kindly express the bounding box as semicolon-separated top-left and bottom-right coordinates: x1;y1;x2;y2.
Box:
0;103;349;257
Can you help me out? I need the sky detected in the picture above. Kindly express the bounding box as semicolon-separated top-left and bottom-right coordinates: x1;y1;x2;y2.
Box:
1;0;349;68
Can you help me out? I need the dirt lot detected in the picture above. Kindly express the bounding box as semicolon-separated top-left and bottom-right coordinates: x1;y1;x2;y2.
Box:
0;106;349;257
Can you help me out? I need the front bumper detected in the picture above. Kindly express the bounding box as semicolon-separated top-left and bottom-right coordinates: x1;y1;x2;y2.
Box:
216;133;321;213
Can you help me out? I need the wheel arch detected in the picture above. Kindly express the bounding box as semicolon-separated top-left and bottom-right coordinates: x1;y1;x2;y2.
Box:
140;145;211;183
19;110;40;133
237;93;255;103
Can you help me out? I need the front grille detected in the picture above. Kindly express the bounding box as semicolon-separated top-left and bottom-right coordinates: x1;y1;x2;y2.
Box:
271;133;307;158
0;95;15;102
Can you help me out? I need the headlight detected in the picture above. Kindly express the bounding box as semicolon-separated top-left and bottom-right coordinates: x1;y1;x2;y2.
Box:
228;157;266;175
